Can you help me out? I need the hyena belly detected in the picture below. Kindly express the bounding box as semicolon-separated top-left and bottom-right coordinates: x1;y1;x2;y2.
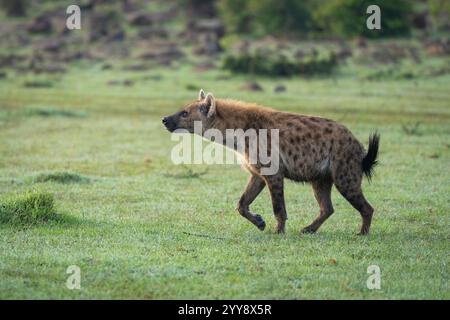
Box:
280;139;333;182
277;116;364;182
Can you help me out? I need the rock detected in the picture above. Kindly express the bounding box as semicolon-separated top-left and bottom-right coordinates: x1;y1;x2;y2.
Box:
274;85;286;93
28;15;53;34
241;81;263;92
128;13;154;26
34;38;65;53
128;8;177;27
137;27;169;40
336;47;353;61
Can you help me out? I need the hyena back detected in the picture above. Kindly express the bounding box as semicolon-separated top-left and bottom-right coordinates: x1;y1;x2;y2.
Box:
163;90;380;235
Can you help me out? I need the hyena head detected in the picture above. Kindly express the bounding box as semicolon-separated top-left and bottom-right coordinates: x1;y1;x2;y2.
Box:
162;89;216;134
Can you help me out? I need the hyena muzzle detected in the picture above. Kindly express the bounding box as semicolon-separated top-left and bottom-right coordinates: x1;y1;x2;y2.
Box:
163;89;380;235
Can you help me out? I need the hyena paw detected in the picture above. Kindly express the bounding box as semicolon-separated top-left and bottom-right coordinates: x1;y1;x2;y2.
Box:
254;214;266;231
301;226;316;234
358;224;370;235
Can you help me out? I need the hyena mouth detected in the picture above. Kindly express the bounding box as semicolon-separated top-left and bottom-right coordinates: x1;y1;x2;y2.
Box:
162;117;177;132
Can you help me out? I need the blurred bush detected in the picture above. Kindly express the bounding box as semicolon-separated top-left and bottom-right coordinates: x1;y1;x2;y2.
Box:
217;0;420;38
223;51;337;76
218;0;314;35
313;0;412;38
1;0;26;16
1;0;447;39
428;0;450;31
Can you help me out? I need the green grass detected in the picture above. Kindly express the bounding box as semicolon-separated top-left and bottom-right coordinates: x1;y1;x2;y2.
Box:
0;63;449;299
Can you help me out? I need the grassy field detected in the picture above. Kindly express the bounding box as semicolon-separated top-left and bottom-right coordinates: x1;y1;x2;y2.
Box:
0;64;449;299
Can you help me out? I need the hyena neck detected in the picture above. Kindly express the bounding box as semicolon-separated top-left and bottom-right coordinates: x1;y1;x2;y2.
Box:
205;99;274;151
208;99;272;134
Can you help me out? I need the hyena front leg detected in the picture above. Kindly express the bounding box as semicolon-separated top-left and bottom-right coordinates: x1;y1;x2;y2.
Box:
237;174;267;231
263;174;287;234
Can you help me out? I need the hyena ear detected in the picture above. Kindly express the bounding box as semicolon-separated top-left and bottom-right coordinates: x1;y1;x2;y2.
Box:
198;89;206;100
205;93;216;118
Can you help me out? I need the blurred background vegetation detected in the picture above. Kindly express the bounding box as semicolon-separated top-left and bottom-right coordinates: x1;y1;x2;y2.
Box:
0;0;448;79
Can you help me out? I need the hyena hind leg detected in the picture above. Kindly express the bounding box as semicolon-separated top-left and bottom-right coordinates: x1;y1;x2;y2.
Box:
263;174;288;234
301;178;334;234
334;172;374;235
237;174;267;231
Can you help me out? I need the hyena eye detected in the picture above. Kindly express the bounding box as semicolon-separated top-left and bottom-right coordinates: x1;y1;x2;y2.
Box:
181;111;188;118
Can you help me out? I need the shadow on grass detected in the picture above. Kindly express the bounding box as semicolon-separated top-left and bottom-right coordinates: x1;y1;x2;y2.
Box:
0;209;111;231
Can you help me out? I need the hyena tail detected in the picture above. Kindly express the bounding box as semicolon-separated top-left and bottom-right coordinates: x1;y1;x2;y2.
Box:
362;132;380;181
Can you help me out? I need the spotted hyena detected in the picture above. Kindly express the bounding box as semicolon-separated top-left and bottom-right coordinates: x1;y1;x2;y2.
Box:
163;89;380;235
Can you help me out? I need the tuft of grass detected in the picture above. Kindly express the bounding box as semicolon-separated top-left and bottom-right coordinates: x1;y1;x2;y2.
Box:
402;122;423;136
29;172;90;184
0;191;59;225
223;51;338;76
24;107;87;118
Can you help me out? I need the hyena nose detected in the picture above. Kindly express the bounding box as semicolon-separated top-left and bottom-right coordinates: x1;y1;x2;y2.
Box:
162;117;168;125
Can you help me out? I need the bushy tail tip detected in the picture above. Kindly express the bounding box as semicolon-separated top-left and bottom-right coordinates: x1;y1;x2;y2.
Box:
362;132;380;181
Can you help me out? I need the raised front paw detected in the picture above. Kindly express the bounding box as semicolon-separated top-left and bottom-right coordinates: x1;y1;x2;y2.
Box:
254;214;266;231
301;225;317;234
